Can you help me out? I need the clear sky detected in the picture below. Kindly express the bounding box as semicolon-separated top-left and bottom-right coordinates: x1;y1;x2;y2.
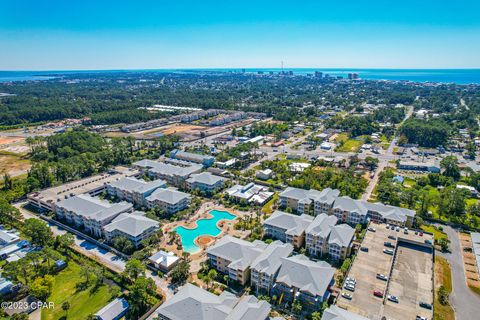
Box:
1;0;480;70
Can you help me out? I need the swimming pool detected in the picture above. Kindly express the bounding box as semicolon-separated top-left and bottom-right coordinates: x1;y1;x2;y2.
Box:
175;209;236;254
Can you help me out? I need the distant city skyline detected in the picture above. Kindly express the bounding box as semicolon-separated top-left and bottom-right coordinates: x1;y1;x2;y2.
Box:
1;0;480;70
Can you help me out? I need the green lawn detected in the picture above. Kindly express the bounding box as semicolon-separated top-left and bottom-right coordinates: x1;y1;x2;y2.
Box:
421;225;448;242
262;193;279;216
434;256;454;320
335;138;364;152
42;261;117;320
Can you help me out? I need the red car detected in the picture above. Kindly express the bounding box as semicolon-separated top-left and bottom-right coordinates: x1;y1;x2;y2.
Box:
373;290;384;298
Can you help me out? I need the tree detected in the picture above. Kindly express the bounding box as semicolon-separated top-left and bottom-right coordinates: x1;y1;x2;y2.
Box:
124;259;146;282
170;260;190;284
364;156;379;171
62;301;71;316
439;238;450;252
30;275;54;300
55;233;75;253
23;219;53;247
311;311;322;320
438;285;449;305
2;173;13;191
440;156;460;181
207;269;218;289
127;277;157;319
11;314;29;320
291;299;302;315
438;187;466;217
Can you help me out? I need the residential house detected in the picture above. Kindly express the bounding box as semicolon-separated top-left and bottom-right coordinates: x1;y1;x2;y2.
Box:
148;250;180;272
94;298;129;320
226;183;274;205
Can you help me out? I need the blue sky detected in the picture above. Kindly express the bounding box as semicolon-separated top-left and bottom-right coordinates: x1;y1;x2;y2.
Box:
1;0;480;70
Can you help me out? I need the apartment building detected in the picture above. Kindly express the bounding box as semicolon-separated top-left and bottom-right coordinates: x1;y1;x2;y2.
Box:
262;210;314;249
186;172;226;193
206;236;267;285
305;214;338;257
321;306;369;320
170;149;215;167
145;188;191;215
250;241;293;294
327;224;355;260
279;187;339;215
272;255;335;309
103;212;159;248
107;177;166;207
55;194;133;237
133;159;202;187
155;283;272;320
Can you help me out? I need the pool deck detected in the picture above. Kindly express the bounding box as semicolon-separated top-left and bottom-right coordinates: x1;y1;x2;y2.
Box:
160;201;251;264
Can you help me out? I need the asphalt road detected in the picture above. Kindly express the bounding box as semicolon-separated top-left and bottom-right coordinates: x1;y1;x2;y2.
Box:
441;226;480;320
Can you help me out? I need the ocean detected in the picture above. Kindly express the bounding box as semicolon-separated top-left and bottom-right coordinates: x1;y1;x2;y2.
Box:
1;69;480;84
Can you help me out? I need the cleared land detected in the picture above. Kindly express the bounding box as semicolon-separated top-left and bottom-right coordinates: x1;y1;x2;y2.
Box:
41;261;118;320
0;150;31;177
459;232;480;295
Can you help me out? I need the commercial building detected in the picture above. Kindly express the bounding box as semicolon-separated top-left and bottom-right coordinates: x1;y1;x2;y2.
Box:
186;172;226;193
107;177;166;207
170;149;215;167
397;160;440;173
146;188;191;214
133;159;202;187
103;212;159;248
250;241;294;294
27;166;139;212
55;194;133;237
226;183;274;205
206;236;267;285
155;283;272;320
272;255;335;309
262;210;314;249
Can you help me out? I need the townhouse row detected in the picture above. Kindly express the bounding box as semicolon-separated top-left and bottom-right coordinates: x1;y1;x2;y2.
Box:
279;187;415;227
206;236;335;310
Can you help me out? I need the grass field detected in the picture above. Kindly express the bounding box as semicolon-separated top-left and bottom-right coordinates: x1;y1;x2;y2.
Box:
41;261;117;320
434;256;454;320
261;193;278;216
421;225;448;242
334;133;364;152
0;150;31;177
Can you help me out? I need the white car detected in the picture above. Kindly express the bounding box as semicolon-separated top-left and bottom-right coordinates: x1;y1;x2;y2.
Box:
386;224;390;229
376;273;388;281
416;316;427;320
346;277;356;284
383;249;394;255
368;227;376;232
344;285;355;292
388;295;399;303
342;292;352;300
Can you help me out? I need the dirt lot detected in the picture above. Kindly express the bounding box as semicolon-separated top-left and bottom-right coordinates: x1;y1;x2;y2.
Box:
0;151;31;177
383;242;433;320
141;123;206;136
459;232;480;292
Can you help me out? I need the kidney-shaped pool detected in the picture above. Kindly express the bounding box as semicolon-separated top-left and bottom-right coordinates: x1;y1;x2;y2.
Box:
174;209;236;253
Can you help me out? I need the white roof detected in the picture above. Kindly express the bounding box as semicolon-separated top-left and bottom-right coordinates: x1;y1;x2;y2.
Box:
149;250;179;268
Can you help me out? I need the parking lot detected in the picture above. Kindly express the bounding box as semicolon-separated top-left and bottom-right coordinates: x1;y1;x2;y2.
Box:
383;242;434;320
336;222;434;320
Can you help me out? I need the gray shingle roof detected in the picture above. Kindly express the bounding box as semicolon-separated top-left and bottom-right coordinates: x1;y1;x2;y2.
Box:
263;211;314;236
186;172;226;185
133;159;202;178
276;254;335;297
109;177;166;194
206;236;267;271
94;298;129;320
250;241;293;276
279;187;339;205
156;283;239;320
56;194;133;222
104;212;159;237
146;188;191;204
332;196;369;216
225;295;271;320
321;305;370;320
305;213;338;238
328;224;355;247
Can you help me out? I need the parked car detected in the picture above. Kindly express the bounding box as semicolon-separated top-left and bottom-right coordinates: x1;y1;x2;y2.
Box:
416;316;427;320
384;242;395;248
342;292;352;300
388;235;397;240
419;302;432;310
376;273;388;281
344;284;355;292
383;249;394;255
388;295;399;303
368;227;376;232
360;246;369;252
346;277;356;284
386;224;390;229
395;227;400;232
373;290;384;298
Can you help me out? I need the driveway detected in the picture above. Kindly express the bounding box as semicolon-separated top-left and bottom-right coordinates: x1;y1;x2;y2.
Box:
440;226;480;319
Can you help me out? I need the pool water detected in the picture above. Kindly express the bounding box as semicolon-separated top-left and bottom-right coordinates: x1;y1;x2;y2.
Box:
175;210;236;253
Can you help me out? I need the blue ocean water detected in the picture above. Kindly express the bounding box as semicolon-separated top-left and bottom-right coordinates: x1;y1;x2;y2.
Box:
1;69;480;84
